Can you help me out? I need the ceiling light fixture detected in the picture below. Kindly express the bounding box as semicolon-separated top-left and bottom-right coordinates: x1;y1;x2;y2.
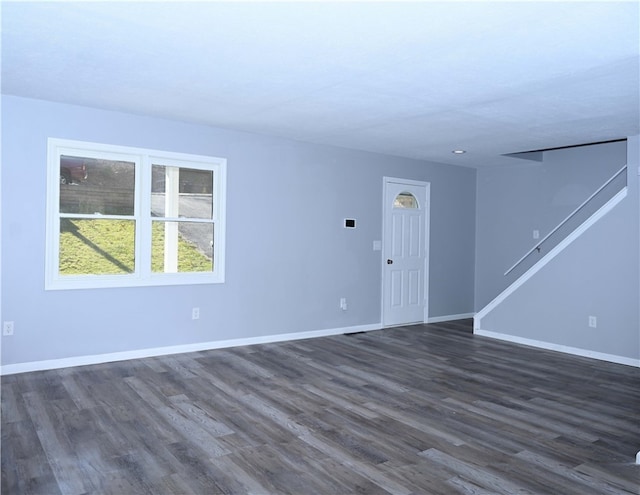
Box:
452;149;466;154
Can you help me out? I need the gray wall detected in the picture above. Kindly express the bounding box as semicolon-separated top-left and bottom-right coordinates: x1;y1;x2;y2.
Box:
476;137;639;360
1;95;476;366
475;141;628;310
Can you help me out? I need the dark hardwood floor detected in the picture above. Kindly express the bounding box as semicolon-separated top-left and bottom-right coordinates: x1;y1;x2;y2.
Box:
2;319;639;494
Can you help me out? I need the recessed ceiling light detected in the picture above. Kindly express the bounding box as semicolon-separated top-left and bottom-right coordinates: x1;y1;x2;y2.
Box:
452;149;466;154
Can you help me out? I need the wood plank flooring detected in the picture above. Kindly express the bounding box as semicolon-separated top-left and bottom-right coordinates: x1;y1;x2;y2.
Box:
2;319;639;494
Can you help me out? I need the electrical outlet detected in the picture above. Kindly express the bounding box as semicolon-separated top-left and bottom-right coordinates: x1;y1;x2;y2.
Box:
192;307;200;320
340;298;348;311
533;230;540;239
3;321;14;336
588;316;597;328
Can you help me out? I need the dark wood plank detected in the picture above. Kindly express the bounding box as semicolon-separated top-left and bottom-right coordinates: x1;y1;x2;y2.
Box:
2;319;639;494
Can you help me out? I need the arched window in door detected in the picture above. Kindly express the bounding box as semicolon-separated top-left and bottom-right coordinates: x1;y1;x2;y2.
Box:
393;191;419;209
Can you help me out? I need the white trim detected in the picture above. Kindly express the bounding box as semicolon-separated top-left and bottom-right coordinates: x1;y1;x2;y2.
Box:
475;187;627;329
383;177;432;188
426;313;475;323
474;329;640;368
0;323;382;376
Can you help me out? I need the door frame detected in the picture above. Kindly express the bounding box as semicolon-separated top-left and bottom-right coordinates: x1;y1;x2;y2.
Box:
381;177;431;326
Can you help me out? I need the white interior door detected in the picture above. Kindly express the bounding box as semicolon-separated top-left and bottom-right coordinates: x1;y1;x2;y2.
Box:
382;179;429;327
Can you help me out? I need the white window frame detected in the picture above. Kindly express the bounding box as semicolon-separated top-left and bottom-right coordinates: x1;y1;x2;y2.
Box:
45;138;227;290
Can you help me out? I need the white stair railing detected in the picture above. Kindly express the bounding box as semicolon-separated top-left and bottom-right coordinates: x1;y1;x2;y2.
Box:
504;165;627;279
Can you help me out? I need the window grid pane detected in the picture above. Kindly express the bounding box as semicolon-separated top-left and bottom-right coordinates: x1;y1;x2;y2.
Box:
59;219;135;275
393;192;419;209
151;220;214;273
151;165;213;219
60;156;135;215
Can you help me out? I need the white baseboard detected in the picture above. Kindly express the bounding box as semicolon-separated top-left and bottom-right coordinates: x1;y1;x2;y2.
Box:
426;313;475;324
475;328;640;368
1;322;382;376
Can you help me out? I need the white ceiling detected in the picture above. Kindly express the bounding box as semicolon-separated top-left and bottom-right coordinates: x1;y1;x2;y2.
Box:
2;1;639;167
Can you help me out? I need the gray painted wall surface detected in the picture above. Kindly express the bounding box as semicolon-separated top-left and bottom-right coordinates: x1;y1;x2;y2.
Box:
475;141;628;311
1;96;476;366
478;137;639;360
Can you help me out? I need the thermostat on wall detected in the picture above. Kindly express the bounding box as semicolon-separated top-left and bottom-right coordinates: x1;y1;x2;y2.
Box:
344;218;356;228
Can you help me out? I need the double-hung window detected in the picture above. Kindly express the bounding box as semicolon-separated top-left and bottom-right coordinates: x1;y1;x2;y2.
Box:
46;138;226;290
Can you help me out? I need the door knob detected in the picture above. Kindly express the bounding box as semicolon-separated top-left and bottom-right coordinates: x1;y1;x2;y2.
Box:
386;259;393;264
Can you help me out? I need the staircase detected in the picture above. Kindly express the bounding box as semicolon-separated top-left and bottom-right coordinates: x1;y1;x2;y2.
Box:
474;164;628;331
